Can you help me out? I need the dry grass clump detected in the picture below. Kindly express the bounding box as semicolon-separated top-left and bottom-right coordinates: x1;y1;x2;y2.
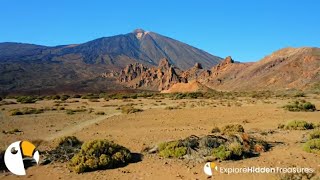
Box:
57;136;82;147
221;124;245;134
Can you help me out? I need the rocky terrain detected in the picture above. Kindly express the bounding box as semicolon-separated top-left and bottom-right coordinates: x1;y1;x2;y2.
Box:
112;47;320;92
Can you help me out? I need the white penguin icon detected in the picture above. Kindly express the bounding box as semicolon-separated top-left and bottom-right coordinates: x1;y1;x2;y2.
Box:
4;141;39;176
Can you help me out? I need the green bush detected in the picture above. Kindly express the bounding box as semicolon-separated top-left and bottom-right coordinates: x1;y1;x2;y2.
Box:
16;96;37;103
158;141;187;158
212;145;232;160
283;100;316;112
221;124;244;134
303;139;320;155
212;142;244;160
67;139;131;173
284;120;314;130
57;136;82;147
308;130;320;140
121;106;143;114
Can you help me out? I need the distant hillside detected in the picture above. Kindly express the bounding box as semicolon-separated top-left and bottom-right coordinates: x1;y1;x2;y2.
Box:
204;47;320;91
0;29;222;95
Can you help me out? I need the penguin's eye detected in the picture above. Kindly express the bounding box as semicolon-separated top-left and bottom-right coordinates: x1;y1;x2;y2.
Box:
11;147;18;154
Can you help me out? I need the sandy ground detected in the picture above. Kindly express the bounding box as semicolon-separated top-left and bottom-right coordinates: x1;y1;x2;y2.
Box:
0;95;320;180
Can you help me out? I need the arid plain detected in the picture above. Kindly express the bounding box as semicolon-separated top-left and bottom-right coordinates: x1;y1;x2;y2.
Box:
0;92;319;180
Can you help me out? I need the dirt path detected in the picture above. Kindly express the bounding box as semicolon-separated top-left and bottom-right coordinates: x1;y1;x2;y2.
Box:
44;112;122;141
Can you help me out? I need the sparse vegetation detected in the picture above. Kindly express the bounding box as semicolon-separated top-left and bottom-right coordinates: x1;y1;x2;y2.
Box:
283;100;316;112
66;108;87;115
281;120;314;130
121;106;143;114
10;107;44;116
221;124;244;134
16;96;38;103
67;139;132;173
158;141;187;158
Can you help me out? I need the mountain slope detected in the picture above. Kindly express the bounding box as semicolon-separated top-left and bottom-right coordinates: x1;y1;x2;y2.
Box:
204;47;320;91
0;29;222;95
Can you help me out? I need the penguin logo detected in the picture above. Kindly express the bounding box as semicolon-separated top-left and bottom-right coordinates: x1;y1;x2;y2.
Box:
203;162;218;176
4;141;40;176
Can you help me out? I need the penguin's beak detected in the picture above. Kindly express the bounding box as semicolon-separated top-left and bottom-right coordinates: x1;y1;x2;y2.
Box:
20;141;39;164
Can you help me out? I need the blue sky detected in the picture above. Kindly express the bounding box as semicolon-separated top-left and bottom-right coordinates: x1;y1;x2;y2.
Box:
0;0;319;62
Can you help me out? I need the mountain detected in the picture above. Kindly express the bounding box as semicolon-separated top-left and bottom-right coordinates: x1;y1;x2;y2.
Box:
114;47;320;91
204;47;320;91
0;29;222;95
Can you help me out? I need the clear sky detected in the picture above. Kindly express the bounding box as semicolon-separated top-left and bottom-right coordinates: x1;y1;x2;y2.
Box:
0;0;319;62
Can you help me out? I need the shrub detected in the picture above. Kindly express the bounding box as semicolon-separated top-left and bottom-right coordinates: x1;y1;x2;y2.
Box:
303;139;320;155
228;142;243;156
284;120;314;130
121;106;143;114
95;111;105;115
58;136;82;147
72;94;81;98
81;93;99;99
221;124;244;134
66;108;86;115
211;127;221;133
16;96;37;103
283;100;316;112
67;139;131;173
61;95;70;101
164;106;180;110
293;92;305;97
158;141;187;158
308;130;320;140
